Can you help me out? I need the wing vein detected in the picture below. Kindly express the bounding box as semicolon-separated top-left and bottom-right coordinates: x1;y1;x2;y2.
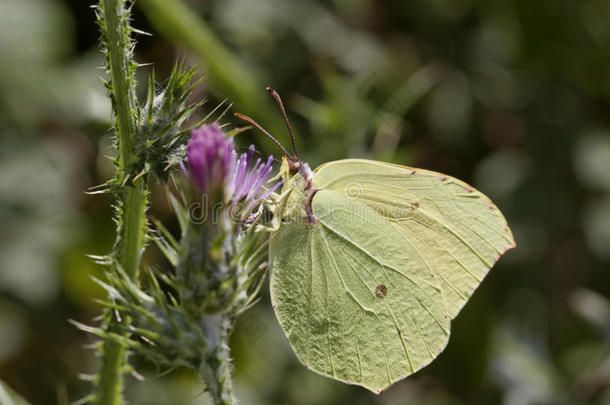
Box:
318;229;351;378
319;217;441;293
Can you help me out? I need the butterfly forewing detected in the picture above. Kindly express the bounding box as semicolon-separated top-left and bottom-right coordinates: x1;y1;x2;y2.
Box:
312;159;516;319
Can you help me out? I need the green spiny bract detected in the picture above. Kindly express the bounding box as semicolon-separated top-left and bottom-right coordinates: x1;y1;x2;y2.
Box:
175;209;269;316
98;63;203;190
92;192;269;404
90;126;278;402
133;64;203;183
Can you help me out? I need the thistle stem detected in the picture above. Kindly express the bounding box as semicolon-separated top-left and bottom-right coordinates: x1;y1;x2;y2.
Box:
102;0;137;176
95;1;148;404
198;315;236;405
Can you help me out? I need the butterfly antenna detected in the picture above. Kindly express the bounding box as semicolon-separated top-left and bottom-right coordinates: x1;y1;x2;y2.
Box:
234;112;294;159
266;87;299;161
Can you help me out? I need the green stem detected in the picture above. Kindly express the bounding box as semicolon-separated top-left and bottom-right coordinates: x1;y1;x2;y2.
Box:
198;315;236;405
114;185;148;278
95;1;148;404
103;0;138;176
94;338;126;405
96;186;147;405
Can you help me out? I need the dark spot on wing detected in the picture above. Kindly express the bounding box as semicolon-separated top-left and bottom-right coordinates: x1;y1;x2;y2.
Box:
375;284;387;298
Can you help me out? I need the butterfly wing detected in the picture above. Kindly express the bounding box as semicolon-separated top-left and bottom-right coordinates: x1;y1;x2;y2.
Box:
270;190;451;393
312;159;516;319
269;159;515;392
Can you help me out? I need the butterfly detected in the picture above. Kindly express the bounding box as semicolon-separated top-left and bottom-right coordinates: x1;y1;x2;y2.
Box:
235;88;516;394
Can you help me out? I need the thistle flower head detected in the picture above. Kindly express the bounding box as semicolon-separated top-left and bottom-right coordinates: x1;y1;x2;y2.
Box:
186;123;282;212
186;124;235;197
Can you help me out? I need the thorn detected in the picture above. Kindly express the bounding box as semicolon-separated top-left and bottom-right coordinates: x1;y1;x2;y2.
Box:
215;101;234;123
133;170;146;182
132;28;152;36
199;98;227;124
71;394;95;405
154;367;176;379
68;319;101;335
130;368;146;382
85;189;110;195
139;335;157;347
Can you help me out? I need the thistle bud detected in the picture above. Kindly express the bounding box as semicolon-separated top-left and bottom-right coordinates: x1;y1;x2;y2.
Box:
185;123;282;222
180;124;280;313
186;124;235;203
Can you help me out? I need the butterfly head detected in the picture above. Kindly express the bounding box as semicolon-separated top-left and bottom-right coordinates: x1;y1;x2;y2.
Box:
235;86;312;188
288;158;302;175
280;155;313;185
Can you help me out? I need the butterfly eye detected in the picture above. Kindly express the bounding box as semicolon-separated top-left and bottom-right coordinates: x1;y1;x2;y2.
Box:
289;160;302;175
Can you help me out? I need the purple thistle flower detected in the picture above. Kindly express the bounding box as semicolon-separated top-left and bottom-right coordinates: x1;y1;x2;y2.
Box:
186;124;282;210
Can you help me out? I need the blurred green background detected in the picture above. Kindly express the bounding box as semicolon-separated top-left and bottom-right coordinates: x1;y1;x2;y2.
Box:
1;0;610;404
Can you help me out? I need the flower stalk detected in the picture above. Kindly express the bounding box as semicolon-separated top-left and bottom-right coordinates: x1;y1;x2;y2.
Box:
198;315;236;405
178;125;281;403
94;1;148;404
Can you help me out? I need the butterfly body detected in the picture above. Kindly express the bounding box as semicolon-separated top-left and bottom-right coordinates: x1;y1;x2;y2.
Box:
274;158;317;225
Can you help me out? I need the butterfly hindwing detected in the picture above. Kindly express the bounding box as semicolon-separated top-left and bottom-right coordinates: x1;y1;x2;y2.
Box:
270;190;451;392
